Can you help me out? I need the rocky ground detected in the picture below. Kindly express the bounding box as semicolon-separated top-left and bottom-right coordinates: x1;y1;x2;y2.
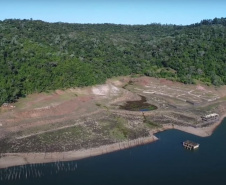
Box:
0;76;226;154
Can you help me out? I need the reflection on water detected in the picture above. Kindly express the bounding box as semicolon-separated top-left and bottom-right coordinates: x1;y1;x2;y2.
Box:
0;161;78;182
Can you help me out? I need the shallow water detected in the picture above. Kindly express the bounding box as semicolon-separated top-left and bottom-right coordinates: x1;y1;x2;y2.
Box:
1;118;226;185
120;95;157;111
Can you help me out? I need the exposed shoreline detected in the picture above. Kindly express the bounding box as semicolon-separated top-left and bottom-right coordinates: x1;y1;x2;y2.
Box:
1;76;226;170
0;135;158;169
171;114;226;137
0;115;225;169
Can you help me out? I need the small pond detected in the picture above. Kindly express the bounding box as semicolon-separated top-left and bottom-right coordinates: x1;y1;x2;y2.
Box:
120;95;157;111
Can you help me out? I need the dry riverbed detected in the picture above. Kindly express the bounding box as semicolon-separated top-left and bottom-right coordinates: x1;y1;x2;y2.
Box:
0;76;226;168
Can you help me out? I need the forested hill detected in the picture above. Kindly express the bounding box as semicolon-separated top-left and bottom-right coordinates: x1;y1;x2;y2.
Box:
1;18;226;104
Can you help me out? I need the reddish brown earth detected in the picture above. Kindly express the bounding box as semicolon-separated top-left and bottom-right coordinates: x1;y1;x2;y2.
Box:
0;76;226;154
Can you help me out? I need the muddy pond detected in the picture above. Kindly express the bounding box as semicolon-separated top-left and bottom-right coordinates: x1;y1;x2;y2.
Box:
120;96;157;111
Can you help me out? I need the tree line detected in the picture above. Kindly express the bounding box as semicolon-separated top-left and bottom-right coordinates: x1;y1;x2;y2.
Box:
0;18;226;105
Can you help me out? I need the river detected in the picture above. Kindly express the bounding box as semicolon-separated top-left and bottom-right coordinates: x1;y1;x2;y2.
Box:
1;118;226;185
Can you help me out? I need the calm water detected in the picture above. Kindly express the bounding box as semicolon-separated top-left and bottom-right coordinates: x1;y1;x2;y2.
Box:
1;118;226;185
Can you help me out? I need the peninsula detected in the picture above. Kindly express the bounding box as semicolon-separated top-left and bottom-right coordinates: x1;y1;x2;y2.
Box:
1;18;226;168
0;76;226;168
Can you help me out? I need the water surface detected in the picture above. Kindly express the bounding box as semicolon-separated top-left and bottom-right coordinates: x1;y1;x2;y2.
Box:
120;95;157;111
1;118;226;185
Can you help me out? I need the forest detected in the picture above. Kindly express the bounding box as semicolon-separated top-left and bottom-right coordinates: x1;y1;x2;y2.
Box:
0;18;226;105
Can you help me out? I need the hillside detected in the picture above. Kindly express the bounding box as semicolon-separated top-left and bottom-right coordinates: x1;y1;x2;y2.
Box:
0;18;226;104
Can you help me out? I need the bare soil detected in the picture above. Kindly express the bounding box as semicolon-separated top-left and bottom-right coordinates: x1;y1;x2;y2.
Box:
0;76;226;155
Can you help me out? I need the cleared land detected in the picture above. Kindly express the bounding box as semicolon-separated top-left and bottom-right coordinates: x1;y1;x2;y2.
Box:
0;76;226;168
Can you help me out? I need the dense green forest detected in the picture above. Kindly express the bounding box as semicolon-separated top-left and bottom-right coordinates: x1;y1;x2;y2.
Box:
0;18;226;105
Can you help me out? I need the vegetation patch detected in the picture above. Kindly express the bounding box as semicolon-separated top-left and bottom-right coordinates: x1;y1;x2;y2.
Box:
145;121;161;128
1;18;226;105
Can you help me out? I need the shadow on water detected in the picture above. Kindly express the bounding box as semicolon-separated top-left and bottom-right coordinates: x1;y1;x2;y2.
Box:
1;118;226;185
119;95;157;111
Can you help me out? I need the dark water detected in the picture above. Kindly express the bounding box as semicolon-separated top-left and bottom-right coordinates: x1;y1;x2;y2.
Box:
1;118;226;185
120;95;157;111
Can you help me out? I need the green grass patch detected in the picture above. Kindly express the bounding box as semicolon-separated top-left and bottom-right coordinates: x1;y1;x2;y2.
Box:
14;96;32;109
199;102;220;111
109;116;129;141
110;127;127;140
148;106;157;110
36;126;84;144
145;120;160;128
58;92;76;101
95;103;109;110
222;96;226;101
142;112;160;128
